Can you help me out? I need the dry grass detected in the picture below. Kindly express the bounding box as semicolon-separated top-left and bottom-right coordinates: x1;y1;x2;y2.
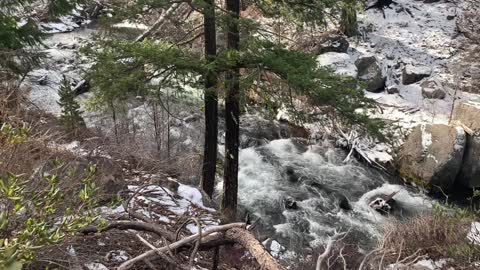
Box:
368;213;480;269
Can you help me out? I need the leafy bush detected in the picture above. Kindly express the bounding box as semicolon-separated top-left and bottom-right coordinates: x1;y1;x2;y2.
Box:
0;122;98;270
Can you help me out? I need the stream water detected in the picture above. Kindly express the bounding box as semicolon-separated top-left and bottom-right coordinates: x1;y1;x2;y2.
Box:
235;138;433;254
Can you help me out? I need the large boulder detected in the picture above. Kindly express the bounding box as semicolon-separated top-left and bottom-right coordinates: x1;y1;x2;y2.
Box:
452;103;480;187
421;79;446;99
355;55;386;92
398;124;466;191
402;65;431;85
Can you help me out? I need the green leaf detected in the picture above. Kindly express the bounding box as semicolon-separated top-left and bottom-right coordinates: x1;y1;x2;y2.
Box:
5;261;23;270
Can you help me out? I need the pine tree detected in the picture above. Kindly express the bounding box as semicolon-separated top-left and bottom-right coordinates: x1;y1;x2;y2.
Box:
83;0;382;219
57;76;85;131
222;0;241;221
202;0;219;198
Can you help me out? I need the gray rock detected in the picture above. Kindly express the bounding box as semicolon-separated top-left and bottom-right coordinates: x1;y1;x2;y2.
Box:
386;85;400;94
316;34;349;54
453;103;480;187
402;65;431;84
355;55;386;92
452;103;480;134
398;124;466;191
421;79;446;99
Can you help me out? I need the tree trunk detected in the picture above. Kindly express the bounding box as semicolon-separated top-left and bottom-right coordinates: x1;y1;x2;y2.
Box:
222;0;240;220
341;0;358;37
201;0;218;198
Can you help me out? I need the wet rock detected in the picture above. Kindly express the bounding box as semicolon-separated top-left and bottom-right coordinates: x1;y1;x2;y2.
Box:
339;197;352;211
284;167;301;183
421;79;446;99
453;103;480;188
239;114;288;148
447;15;455;20
316;34;350;54
398;124;466;190
369;191;398;214
283;196;298;210
386;85;400;94
402;65;431;85
369;198;391;213
355;55;386;92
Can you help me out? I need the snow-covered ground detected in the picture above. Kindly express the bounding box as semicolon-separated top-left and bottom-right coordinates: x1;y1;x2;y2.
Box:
317;0;480;163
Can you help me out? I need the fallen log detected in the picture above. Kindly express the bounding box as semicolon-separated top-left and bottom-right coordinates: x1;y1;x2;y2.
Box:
225;227;285;270
117;222;284;270
117;222;247;270
79;220;176;241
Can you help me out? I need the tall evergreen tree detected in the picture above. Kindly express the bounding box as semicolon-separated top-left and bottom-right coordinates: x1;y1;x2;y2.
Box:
57;76;85;131
201;0;219;198
222;0;241;220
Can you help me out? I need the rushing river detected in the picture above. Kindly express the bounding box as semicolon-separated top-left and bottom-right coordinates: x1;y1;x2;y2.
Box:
235;138;432;254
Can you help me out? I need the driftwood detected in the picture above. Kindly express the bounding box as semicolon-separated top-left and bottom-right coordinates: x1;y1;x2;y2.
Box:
117;222;246;269
337;128;388;172
225;227;285;270
113;222;283;270
315;231;348;270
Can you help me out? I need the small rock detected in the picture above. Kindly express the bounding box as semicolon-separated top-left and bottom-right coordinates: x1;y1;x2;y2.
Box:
369;198;391;213
283;196;298;210
339;197;352;211
447;15;455;20
386;85;400;94
402;65;431;85
316;34;350;54
421;79;446;99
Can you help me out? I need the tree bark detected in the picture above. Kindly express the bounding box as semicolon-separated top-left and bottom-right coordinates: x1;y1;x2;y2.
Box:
225;228;284;270
201;0;218;198
222;0;240;221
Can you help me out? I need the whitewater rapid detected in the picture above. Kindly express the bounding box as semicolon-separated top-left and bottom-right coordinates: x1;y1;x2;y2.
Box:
235;138;432;254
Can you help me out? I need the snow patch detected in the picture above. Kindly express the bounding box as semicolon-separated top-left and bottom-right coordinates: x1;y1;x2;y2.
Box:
467;222;480;245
